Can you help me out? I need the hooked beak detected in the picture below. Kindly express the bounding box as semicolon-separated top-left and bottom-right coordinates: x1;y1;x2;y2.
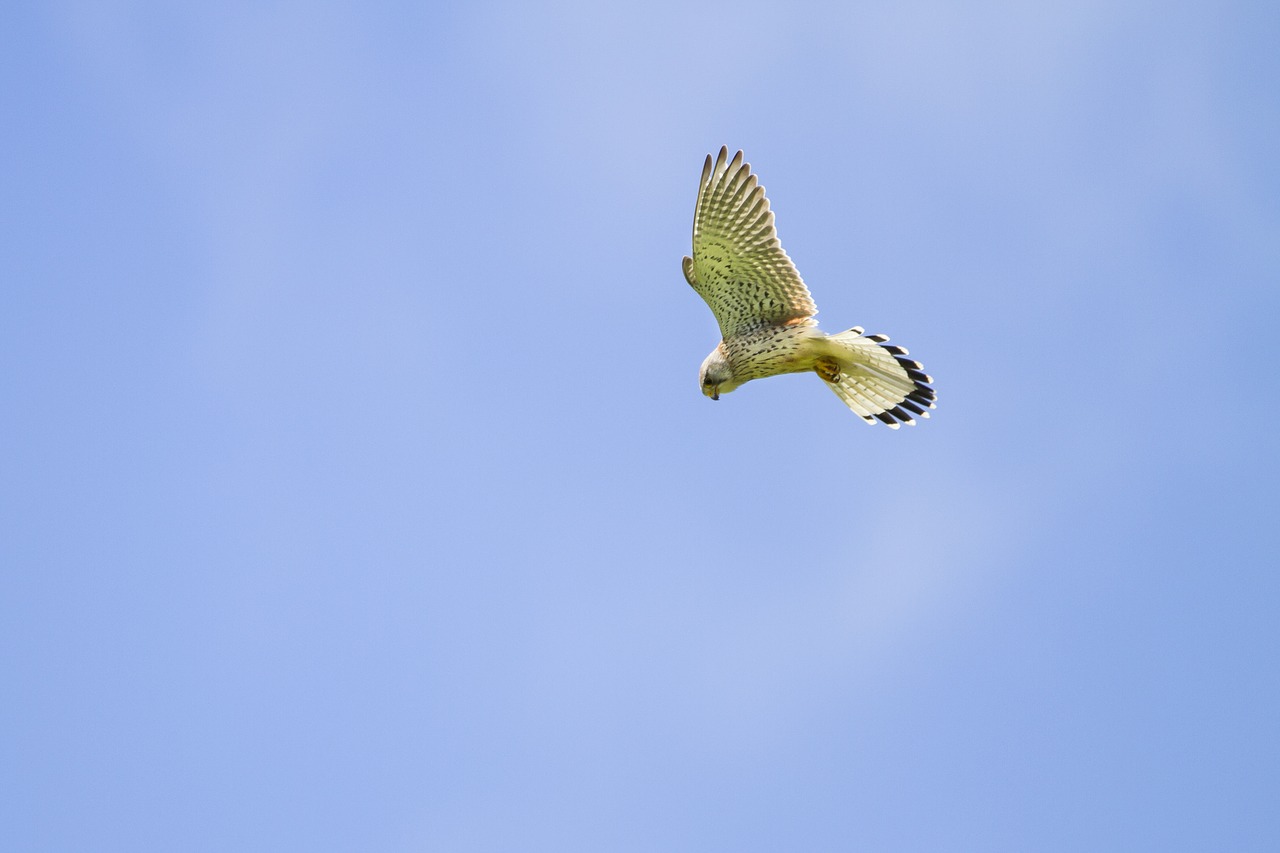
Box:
705;385;720;401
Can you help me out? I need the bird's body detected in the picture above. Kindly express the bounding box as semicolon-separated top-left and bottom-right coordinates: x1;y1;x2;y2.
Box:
683;147;936;427
718;317;820;384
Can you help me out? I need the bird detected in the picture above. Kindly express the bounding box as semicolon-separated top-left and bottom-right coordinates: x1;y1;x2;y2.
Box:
682;146;936;428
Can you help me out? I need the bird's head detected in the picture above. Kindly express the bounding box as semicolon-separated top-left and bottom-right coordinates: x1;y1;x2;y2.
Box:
699;346;737;401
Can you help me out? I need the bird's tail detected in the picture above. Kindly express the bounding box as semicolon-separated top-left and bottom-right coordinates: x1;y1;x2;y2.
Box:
816;327;936;428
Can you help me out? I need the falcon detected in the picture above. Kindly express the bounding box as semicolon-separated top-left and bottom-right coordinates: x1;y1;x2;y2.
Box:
683;146;936;428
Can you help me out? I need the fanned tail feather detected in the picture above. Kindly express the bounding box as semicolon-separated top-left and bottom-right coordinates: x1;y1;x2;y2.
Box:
820;328;936;428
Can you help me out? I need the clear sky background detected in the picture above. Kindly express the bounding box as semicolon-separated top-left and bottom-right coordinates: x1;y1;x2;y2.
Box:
3;2;1278;850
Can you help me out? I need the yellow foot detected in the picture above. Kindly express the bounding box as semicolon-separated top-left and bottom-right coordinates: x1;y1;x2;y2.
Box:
815;357;841;383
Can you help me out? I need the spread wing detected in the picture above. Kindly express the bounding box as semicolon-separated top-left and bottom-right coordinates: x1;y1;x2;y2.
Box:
682;147;817;339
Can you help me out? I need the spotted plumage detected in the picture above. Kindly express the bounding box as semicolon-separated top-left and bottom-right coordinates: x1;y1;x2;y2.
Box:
682;147;936;428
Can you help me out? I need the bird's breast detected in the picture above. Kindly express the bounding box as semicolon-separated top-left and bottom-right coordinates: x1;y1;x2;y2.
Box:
727;325;821;381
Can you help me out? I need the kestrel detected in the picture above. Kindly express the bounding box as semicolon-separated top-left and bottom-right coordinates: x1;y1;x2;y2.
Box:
683;146;936;428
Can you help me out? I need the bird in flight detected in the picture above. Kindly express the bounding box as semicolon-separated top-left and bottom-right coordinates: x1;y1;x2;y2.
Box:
682;147;936;428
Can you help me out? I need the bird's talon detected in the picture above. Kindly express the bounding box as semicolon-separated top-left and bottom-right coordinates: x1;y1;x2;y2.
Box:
815;358;841;383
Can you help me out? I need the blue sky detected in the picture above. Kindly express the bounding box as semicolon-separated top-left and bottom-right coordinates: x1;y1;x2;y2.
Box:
3;1;1278;850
